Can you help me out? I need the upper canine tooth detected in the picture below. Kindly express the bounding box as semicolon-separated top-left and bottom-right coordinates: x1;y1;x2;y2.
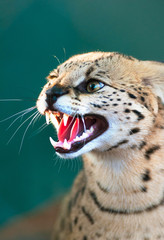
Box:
50;113;59;130
63;114;69;126
45;112;50;125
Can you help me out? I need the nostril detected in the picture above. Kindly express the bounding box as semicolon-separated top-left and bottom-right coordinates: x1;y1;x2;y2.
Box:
45;86;68;98
45;86;68;110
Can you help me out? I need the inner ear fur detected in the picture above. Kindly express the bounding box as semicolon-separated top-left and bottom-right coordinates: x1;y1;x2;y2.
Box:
141;61;164;104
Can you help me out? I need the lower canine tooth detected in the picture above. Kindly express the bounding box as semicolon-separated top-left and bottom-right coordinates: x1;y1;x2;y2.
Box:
45;113;50;125
49;137;57;147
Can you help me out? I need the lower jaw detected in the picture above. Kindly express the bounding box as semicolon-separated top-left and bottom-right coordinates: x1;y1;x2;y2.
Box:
49;113;109;154
55;140;85;154
54;127;108;154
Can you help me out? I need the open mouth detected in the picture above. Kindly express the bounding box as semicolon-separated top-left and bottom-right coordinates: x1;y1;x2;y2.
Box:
45;111;108;154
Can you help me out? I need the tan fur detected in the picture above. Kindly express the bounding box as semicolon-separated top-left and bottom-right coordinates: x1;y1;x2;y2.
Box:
37;52;164;240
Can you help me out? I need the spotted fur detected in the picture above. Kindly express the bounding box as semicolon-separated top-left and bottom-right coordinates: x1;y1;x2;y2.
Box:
37;52;164;240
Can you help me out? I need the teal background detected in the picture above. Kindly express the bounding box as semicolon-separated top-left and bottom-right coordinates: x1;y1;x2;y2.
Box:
0;0;163;226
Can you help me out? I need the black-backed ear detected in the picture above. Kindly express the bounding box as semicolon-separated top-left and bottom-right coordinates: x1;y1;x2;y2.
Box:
141;61;164;103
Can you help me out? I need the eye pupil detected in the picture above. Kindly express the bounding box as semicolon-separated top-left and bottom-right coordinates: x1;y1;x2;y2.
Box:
90;83;96;90
87;80;104;93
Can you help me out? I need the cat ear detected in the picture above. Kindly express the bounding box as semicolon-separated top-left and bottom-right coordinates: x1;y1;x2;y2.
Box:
141;61;164;103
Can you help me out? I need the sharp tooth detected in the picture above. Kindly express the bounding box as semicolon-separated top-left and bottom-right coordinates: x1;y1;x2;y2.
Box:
74;136;81;141
90;126;94;133
63;114;69;126
45;112;50;125
49;137;57;147
63;139;71;149
50;113;59;130
81;132;89;139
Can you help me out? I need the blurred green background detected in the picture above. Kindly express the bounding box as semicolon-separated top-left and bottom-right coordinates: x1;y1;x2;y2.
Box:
0;0;163;226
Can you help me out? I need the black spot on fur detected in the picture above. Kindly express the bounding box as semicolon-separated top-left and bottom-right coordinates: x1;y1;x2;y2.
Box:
83;236;88;240
155;125;164;129
81;206;94;225
113;103;118;106
128;93;137;99
141;186;147;192
140;96;145;102
74;216;78;225
143;92;148;96
139;141;147;150
129;128;140;135
107;139;129;151
95;232;102;238
90;103;102;108
120;89;125;92
142;169;151;182
145;145;161;160
98;70;106;74
125;109;131;113
79;225;82;231
74;96;81;102
132;110;145;120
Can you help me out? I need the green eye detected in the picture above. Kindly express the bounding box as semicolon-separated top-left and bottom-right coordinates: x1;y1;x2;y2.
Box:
87;81;104;93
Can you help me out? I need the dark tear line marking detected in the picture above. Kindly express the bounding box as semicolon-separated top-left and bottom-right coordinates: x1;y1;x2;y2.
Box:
86;66;94;77
81;206;94;225
89;190;164;215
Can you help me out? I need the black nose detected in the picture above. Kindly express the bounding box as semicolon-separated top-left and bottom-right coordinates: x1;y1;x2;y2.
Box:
45;86;68;110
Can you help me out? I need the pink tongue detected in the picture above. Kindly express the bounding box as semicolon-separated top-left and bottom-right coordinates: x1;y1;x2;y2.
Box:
58;117;80;142
69;118;80;142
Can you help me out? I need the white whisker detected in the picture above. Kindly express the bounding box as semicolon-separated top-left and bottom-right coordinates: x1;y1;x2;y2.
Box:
6;107;35;130
30;122;48;137
81;115;86;133
54;55;61;65
7;111;37;145
81;114;87;146
0;106;36;123
32;112;41;126
0;98;37;102
0;99;25;102
19;112;40;153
